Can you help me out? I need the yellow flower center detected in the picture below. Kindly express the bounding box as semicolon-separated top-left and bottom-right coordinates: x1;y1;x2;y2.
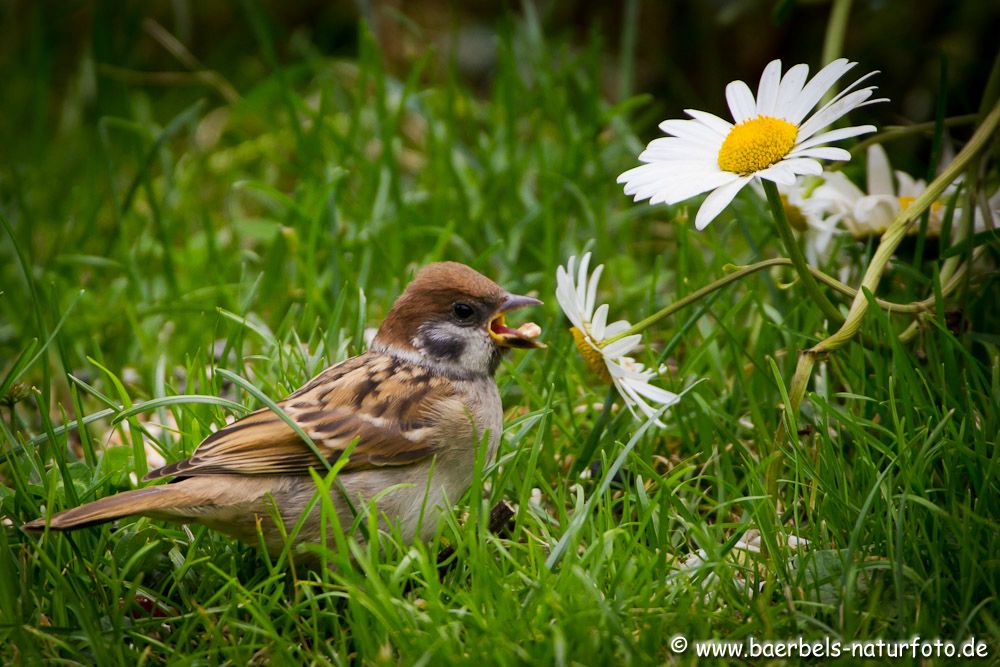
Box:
717;116;798;175
570;327;612;384
898;196;942;215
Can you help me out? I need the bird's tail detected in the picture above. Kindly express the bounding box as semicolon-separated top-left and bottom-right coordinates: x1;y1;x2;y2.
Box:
23;486;192;531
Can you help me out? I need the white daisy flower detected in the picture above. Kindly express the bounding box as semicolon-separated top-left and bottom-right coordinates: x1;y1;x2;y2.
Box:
813;144;993;238
555;253;679;426
618;58;885;230
671;529;810;597
790;183;844;265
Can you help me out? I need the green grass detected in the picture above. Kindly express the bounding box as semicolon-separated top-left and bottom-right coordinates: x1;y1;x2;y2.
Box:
3;7;1000;666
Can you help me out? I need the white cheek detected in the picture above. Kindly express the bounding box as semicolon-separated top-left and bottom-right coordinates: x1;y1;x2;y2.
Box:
464;331;494;367
453;325;492;364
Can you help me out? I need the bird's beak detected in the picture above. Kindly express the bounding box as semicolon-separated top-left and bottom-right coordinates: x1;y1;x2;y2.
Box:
488;294;545;349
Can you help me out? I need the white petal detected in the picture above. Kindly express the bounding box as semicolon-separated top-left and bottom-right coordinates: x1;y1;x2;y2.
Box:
618;162;665;189
591;303;609;341
797;88;877;142
758;158;823;176
684;109;733;136
754;164;796;185
555;264;568;293
640;137;718;161
895;171;923;198
620;160;710;187
830;68;880;97
794;124;876;151
637;148;718;165
556;263;568;291
557;258;576;300
556;257;590;331
611;377;643;416
618;162;699;195
628;380;680;406
620;167;684;201
787;58;854;125
613;375;649;410
604;320;632;337
725;80;757;124
555;283;585;331
607;357;643;379
854;195;897;231
584;264;604;321
575;252;592;316
866;144;894;196
614;378;667;426
620;162;740;206
798;69;881;136
554;282;572;319
602;334;642;359
786;533;810;548
818;171;864;203
808;69;879;112
695;177;751;229
555;267;574;312
858;96;890;109
775;63;810;115
648;171;743;206
756;60;782;116
787;146;852;161
659;118;727;145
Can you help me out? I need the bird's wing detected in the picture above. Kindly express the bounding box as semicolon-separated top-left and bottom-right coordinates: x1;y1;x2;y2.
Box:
144;352;473;480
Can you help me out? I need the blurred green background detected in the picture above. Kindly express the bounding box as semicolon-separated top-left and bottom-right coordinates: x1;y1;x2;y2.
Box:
2;0;997;172
2;0;998;364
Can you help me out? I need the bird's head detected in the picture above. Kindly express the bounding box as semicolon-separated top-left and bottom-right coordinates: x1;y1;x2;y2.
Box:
374;262;544;377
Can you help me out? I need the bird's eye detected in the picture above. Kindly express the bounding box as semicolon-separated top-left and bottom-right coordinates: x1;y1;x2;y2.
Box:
452;302;475;321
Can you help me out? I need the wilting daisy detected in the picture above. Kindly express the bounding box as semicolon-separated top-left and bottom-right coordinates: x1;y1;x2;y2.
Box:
618;58;884;230
812;143;993;239
671;529;810;597
556;253;679;426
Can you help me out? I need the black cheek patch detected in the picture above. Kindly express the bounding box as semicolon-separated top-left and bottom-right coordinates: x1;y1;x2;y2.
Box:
423;335;466;361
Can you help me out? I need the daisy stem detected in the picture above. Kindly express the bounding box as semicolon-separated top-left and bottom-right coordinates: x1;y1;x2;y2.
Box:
811;97;1000;354
765;348;816;507
600;258;792;346
754;259;937;314
761;179;845;325
599;251;945;350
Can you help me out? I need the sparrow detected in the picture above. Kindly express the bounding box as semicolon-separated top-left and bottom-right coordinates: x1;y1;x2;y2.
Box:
24;262;544;557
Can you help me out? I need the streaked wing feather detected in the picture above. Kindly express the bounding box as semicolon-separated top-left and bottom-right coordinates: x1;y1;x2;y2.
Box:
144;352;464;480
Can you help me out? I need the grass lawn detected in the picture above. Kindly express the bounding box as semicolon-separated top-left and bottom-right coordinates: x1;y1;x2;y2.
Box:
2;4;999;665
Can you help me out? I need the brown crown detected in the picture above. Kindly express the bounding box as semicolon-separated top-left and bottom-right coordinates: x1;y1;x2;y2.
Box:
375;262;506;348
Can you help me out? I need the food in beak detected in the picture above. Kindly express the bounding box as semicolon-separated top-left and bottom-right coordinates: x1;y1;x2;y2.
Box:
489;314;545;348
488;293;545;348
